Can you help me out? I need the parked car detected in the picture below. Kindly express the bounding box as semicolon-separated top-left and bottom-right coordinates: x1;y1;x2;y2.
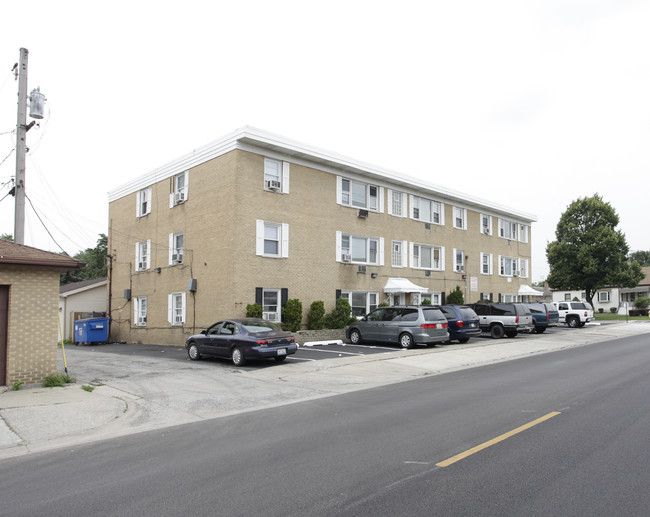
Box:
435;305;481;343
525;302;560;333
469;302;534;338
346;305;449;349
553;301;595;328
185;318;297;366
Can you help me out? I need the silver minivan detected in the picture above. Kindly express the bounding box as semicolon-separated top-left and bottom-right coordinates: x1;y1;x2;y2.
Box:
346;305;449;349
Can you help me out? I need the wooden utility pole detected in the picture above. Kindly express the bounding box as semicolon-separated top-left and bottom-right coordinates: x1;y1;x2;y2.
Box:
14;48;28;245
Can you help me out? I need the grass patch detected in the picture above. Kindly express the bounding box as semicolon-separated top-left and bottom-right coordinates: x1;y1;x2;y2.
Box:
12;381;23;391
81;385;94;392
42;372;76;388
594;313;650;322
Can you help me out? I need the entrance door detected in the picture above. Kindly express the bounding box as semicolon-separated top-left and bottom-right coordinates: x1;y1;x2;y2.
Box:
0;285;8;386
391;293;405;306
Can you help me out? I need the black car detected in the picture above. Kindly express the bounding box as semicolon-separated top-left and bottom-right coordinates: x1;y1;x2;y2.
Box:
185;318;297;366
435;305;481;343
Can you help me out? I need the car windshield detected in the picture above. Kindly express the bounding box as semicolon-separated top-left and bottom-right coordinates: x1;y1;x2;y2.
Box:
241;320;280;333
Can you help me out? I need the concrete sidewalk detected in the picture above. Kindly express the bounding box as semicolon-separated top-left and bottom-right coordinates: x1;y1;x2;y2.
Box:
1;322;648;460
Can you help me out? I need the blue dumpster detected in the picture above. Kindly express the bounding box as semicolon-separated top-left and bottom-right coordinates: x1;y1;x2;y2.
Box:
74;317;110;345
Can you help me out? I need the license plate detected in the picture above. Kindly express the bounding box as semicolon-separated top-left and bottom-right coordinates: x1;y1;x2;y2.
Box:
277;349;287;356
470;323;476;327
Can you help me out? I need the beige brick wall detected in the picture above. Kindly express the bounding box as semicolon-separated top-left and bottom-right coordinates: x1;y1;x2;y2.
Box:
0;266;60;385
108;148;532;345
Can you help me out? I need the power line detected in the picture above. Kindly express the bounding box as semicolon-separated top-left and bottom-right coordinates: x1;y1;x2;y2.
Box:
0;148;14;168
25;193;68;254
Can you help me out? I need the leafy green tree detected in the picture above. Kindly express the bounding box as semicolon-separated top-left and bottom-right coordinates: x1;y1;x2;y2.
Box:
546;195;644;309
446;286;464;305
61;234;108;285
634;297;650;309
629;250;650;267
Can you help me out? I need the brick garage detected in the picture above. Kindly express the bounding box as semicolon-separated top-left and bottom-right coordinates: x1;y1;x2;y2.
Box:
0;240;83;386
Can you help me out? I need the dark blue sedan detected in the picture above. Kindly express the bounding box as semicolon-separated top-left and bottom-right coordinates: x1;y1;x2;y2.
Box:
186;318;297;366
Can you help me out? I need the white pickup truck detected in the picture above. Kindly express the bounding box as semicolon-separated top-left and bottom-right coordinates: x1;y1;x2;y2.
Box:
553;301;595;328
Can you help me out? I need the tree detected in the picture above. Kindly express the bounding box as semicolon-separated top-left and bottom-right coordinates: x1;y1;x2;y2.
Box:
1;233;13;241
546;195;644;309
61;234;108;285
629;250;650;267
446;285;464;304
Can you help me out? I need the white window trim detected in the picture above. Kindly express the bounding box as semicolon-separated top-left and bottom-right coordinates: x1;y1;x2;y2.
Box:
598;291;611;302
336;176;384;213
387;189;407;218
169;171;189;207
256;220;289;258
499;255;522;277
498;218;518;241
480;252;493;275
167;292;186;325
453;248;465;273
410;242;445;270
409;195;444;225
263;158;290;194
134;296;147;326
480;214;492;235
453;207;467;230
262;288;281;322
136;187;152;218
519;224;529;243
169;232;184;265
391;240;408;268
340;291;380;316
135;239;151;271
336;231;384;265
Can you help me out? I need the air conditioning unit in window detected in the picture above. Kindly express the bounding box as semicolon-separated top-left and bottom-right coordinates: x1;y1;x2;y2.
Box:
264;312;278;321
483;228;490;235
138;262;146;270
175;192;186;204
357;209;368;218
172;253;183;264
265;180;281;190
174;316;183;324
357;265;367;274
341;254;351;263
425;270;431;277
456;265;464;273
138;317;147;326
425;223;431;230
513;272;519;277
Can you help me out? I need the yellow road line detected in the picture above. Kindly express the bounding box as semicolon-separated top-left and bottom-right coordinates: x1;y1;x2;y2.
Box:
436;411;561;467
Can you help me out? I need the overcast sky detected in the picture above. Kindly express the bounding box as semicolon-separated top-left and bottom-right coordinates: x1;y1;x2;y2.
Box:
1;0;648;282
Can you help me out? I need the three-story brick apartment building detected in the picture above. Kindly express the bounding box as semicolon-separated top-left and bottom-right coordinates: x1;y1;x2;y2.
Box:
107;127;537;344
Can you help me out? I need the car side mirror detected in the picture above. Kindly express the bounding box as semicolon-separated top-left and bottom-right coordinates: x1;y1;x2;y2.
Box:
201;330;207;335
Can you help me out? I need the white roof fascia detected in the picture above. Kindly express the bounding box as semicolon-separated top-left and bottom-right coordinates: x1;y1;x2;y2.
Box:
60;280;107;298
107;126;537;223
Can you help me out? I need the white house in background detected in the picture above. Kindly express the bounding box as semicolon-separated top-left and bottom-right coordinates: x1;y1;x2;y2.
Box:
58;278;107;341
551;266;650;314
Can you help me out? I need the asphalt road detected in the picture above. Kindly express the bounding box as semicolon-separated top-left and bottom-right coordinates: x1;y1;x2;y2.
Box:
2;331;649;516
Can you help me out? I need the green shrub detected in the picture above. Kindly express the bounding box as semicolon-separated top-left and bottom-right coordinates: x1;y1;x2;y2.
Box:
598;308;604;313
421;298;431;305
446;286;464;305
246;303;263;318
307;301;325;330
12;381;23;391
282;299;303;332
324;298;355;329
634;296;650;309
378;302;389;307
43;372;76;388
610;307;618;313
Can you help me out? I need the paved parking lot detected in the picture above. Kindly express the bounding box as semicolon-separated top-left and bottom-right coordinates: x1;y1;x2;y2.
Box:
69;323;608;370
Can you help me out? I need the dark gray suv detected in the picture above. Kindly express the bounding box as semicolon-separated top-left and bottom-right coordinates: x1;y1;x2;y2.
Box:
469;302;534;338
346;306;449;349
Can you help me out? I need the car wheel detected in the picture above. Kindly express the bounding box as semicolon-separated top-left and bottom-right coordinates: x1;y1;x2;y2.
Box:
274;355;287;362
349;328;362;344
535;326;546;334
578;322;586;327
458;337;470;344
490;325;505;339
187;343;201;361
399;332;413;349
505;330;517;338
231;347;247;367
567;316;579;328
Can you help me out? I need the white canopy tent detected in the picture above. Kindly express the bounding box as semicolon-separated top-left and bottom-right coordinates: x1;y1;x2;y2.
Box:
383;278;428;294
518;284;542;297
